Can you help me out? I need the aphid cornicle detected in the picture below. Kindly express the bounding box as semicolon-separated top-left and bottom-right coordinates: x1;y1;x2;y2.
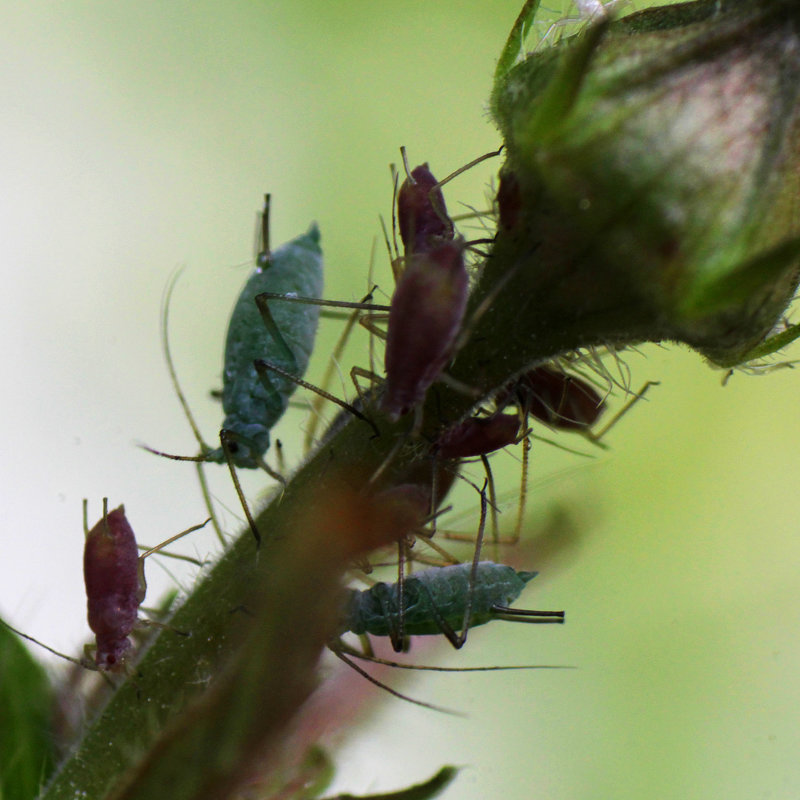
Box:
341;561;564;641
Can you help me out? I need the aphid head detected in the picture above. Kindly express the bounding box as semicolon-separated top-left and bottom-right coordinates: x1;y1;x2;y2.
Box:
397;163;454;256
94;636;132;672
209;423;270;468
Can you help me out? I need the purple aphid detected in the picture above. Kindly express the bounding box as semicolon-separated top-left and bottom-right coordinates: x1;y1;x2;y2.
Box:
83;505;142;671
382;239;469;420
497;366;605;431
397;163;455;256
436;413;521;459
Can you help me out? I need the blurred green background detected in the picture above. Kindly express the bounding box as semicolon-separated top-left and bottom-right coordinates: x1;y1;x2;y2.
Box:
2;2;800;798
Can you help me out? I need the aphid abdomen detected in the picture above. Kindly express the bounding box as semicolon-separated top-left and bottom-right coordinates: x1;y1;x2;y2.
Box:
83;505;140;670
436;413;521;459
498;366;604;431
397;163;454;256
342;562;536;637
212;224;323;467
382;240;469;419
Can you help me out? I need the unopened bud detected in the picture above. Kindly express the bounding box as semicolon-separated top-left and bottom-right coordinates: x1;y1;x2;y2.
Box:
488;0;800;368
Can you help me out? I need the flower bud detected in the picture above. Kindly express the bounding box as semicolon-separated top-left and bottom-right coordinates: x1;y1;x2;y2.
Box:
487;0;800;368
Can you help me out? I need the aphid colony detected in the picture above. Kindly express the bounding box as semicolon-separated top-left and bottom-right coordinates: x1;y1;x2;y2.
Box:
4;152;650;696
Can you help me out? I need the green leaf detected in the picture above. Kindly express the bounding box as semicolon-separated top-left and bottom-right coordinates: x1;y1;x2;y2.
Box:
0;621;55;800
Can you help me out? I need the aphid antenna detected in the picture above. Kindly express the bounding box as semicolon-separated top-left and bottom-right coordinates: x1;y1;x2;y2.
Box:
430;147;505;194
329;646;464;716
388;162;401;269
449;208;494;224
158;268;228;547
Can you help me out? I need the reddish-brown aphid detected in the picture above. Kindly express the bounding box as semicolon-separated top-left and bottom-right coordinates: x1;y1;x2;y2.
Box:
497;366;605;431
397;163;455;256
497;169;522;232
83;503;142;671
436;413;521;459
1;501;207;674
382;239;469;420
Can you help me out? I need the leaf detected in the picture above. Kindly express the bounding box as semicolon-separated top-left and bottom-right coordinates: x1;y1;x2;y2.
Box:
321;766;458;800
0;620;56;800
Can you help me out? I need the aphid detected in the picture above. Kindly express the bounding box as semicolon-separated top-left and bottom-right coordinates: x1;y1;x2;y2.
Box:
435;413;521;459
2;500;207;673
382;238;469;420
340;561;564;648
496;365;606;432
149;195;324;544
213;204;323;468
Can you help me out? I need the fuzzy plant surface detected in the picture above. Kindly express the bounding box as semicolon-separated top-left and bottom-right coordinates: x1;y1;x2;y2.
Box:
7;1;800;799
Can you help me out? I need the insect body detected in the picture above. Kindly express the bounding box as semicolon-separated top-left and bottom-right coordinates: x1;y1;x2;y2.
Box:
151;197;324;543
435;413;521;459
210;214;323;468
83;503;142;670
341;561;564;641
496;365;605;432
2;500;207;673
382;239;469;420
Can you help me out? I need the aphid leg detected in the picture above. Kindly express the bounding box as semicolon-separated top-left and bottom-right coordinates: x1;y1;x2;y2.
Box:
303;280;380;450
135;517;211;604
585;380;659;446
512;429;533;546
480;454;501;545
218;429;265;547
329;645;461;715
253;359;379;438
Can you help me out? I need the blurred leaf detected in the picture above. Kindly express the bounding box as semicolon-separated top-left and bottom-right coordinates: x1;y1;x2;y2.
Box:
0;621;55;800
321;766;458;800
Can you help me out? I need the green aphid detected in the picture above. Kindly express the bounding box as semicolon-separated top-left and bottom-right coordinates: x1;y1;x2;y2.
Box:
207;203;323;469
153;196;323;545
341;561;563;643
